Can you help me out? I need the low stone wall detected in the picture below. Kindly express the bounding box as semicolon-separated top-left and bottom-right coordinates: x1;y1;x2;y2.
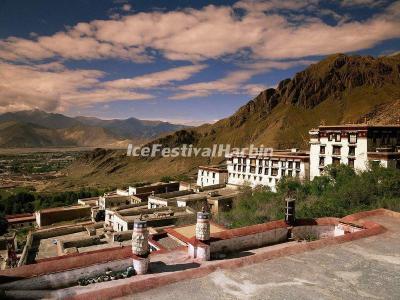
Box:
0;257;131;290
57;236;103;255
209;220;289;254
17;232;33;267
291;218;339;240
0;246;133;282
292;225;336;239
112;230;133;242
18;224;93;266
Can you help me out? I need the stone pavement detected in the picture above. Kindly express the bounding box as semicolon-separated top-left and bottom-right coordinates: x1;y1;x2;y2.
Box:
126;214;400;300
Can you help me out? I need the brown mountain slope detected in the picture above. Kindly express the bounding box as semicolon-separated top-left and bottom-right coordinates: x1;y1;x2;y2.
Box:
53;54;400;190
59;125;129;148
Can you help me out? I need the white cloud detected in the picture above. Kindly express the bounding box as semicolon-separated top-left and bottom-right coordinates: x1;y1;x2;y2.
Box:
0;1;399;63
122;4;132;11
169;60;313;100
233;0;317;12
104;64;207;89
0;62;154;112
0;61;206;112
340;0;388;7
0;1;399;113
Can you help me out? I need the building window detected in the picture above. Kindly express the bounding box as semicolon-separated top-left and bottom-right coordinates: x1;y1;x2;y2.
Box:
348;158;355;168
233;164;237;171
281;161;286;168
250;159;256;166
332;157;341;165
320;146;325;154
319;157;325;167
288;161;293;169
258;167;263;174
348;146;356;156
295;170;300;177
212;172;216;178
271;168;278;176
258;159;263;166
372;132;378;145
349;133;357;144
264;168;269;175
333;146;341;155
335;133;341;142
281;169;285;177
383;133;391;145
250;166;256;173
328;133;334;141
288;170;293;177
295;162;301;169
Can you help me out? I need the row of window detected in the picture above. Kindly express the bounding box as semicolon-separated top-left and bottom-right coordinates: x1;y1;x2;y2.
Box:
200;178;216;185
234;158;302;168
200;171;216;178
327;132;357;143
233;161;301;171
320;145;356;156
319;157;355;168
230;168;301;178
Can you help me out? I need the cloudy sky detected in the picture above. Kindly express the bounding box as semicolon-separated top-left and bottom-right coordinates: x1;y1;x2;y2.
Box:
0;0;399;125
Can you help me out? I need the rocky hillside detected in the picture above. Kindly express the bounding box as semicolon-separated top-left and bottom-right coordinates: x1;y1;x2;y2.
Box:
55;54;400;190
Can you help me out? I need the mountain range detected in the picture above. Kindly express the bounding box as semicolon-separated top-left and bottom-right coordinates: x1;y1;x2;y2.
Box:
0;110;187;148
54;53;400;190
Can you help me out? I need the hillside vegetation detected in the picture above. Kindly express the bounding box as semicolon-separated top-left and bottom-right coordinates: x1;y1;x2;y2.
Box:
218;164;400;228
55;54;400;190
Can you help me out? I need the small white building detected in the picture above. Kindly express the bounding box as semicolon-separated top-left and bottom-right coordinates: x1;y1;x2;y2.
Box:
226;149;310;192
309;125;400;180
98;193;132;210
196;166;228;187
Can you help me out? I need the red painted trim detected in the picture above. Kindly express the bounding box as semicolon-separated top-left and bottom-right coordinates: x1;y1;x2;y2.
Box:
164;227;192;244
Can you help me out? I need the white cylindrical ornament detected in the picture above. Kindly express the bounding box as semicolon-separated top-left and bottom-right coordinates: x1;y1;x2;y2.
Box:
195;212;210;241
132;220;149;257
132;256;150;275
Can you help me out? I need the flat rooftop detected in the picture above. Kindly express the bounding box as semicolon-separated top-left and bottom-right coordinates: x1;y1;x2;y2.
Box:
172;223;225;239
125;213;400;300
317;124;400;130
198;165;227;173
37;205;90;214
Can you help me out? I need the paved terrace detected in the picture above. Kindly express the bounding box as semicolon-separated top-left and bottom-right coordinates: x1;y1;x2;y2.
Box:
128;213;400;300
1;210;398;300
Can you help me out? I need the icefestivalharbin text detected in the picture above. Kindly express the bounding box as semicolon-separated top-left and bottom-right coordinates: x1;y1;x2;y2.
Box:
126;144;273;158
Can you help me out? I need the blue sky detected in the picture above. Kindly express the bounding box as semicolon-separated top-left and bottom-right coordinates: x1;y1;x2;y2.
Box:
0;0;399;125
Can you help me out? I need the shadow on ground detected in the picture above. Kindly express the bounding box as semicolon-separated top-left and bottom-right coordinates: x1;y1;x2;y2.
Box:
150;261;200;274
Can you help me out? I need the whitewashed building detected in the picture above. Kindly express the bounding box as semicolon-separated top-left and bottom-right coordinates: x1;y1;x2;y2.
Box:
309;125;400;180
196;166;228;187
226;149;310;192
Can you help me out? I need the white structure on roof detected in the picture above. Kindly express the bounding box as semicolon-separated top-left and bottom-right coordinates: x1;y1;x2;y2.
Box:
226;149;309;192
309;125;400;180
196;166;228;187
